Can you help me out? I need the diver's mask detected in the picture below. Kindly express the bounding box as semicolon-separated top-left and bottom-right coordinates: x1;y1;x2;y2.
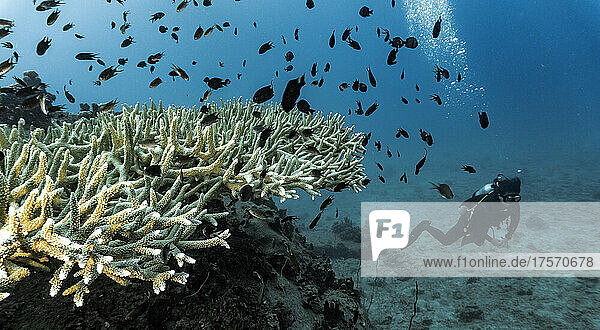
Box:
493;174;521;202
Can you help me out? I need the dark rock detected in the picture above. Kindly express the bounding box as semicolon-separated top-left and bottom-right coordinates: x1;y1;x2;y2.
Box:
456;305;484;323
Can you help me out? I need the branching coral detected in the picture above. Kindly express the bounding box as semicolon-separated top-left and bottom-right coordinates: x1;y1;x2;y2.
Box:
0;98;367;306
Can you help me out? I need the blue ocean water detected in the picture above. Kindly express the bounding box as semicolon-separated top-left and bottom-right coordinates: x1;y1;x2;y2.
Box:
3;0;598;212
1;1;599;326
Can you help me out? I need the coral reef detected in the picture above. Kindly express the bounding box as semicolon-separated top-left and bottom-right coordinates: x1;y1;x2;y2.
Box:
0;98;367;306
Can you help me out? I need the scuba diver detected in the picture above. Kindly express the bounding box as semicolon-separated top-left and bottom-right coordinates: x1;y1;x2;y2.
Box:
407;174;521;247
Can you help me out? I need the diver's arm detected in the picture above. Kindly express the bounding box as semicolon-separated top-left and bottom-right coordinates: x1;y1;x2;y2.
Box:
505;203;520;239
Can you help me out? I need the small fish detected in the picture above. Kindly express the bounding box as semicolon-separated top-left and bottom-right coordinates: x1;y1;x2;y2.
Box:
324;62;330;72
359;6;373;17
222;22;230;27
364;101;378;116
342;27;351;41
123;10;129;22
329;30;335;48
150;12;165;22
252;80;274;104
204;76;231;90
98;65;122;81
201;89;212;101
63;85;75;103
320;195;334;211
120;22;130;34
311;62;317;77
171;32;179;43
46;9;60;25
461;165;476;173
137;61;147;68
296;99;314;115
386;147;392;158
415;84;419;91
457;72;462;82
258;41;273;54
88;65;93;71
203;0;212;6
347;38;361;50
359;82;367;92
335;208;338;218
234;27;238;35
243;59;246;67
281;74;306;112
200;113;221;126
282;35;286;44
177;0;189;12
367;66;376;87
111;21;116;29
432;16;442;38
194;26;204;40
376;162;383;171
121;36;135;47
354;100;363;115
149;77;162;88
215;24;223;32
308;211;323;229
36;37;52;56
374;141;381;151
478;111;489;128
401;68;404;80
415;98;420;103
415;148;427;175
117;58;128;65
430;182;453;199
306;0;314;9
171;64;189;80
378;175;386;183
404;37;418;48
147;52;164;64
430;94;442;105
62;22;73;31
401;97;408;104
396;128;409;138
294;28;299;40
74;33;85;39
0;19;14;28
419;129;433;146
159;25;168;33
97;59;105;66
387;48;398;65
1;42;12;49
284;51;294;62
400;172;407;183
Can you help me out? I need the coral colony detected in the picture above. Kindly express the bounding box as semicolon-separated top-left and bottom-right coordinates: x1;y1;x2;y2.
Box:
0;98;367;306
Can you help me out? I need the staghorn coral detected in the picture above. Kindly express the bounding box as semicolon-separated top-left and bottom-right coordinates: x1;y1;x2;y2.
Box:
0;98;367;306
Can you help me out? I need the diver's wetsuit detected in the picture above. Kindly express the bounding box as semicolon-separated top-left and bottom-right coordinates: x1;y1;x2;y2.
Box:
407;174;521;247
